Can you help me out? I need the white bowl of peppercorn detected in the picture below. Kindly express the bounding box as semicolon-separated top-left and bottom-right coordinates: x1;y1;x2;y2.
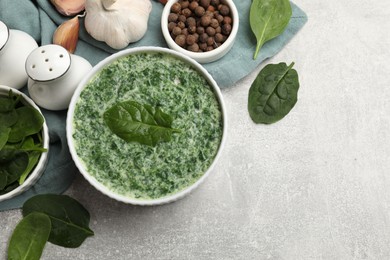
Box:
161;0;239;64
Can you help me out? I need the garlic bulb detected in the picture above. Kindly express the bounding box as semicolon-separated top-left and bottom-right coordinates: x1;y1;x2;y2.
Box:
84;0;152;49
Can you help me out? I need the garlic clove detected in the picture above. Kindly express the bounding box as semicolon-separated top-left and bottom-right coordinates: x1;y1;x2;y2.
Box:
50;0;86;16
53;16;80;53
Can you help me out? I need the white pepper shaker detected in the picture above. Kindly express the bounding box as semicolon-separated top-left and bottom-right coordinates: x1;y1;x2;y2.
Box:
26;44;92;111
0;21;38;89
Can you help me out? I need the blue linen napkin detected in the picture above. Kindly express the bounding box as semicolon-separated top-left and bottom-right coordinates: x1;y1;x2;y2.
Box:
0;0;307;211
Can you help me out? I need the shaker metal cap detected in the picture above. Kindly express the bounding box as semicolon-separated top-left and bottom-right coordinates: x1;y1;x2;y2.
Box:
25;44;71;82
0;21;9;51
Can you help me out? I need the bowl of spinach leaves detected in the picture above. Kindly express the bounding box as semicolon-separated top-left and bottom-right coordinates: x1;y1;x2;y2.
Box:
0;85;49;202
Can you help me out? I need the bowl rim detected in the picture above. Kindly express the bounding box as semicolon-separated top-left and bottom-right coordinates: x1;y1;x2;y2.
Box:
161;0;239;63
0;85;50;202
66;46;227;206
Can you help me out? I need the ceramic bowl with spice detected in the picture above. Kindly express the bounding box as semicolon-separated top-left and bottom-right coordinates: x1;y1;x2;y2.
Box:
67;46;227;206
161;0;239;63
0;85;49;202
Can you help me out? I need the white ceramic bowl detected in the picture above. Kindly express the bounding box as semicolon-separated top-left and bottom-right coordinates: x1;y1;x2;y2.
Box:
161;0;239;64
0;85;49;202
67;47;227;206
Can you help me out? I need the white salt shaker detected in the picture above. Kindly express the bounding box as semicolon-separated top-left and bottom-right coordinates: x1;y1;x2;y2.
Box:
26;44;92;111
0;21;38;89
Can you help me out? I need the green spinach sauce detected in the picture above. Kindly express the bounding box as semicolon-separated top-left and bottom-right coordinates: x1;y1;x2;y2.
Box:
72;52;223;200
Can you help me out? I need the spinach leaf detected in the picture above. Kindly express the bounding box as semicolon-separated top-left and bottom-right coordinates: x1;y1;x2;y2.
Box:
3;152;29;186
21;136;36;150
104;100;181;147
250;0;292;59
248;62;299;124
8;106;44;143
19;135;47;152
19;151;41;185
0;109;18;128
3;140;47;153
0;126;11;150
23;194;94;248
17;137;44;184
0;145;17;163
8;212;51;260
0;96;16;112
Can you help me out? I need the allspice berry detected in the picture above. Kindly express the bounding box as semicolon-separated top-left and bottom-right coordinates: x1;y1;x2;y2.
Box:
186;17;196;27
168;22;176;32
206;36;214;46
175;34;186;47
197;26;205;34
178;14;187;22
186;34;196;45
182;8;192;17
207;5;215;12
181;1;189;8
223;16;232;25
168;13;178;23
206;26;216;36
210;18;219;28
219;4;230;16
193;33;199;42
200;15;211;27
177;21;186;29
200;0;211;8
189;1;198;11
188;25;197;34
188;43;200;52
199;33;208;43
199;42;207;51
215;33;224;43
216;14;224;23
171;3;182;13
194;6;205;17
172;26;182;36
181;28;189;36
222;23;231;35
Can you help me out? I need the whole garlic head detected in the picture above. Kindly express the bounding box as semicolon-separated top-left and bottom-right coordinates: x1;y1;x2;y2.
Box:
84;0;152;49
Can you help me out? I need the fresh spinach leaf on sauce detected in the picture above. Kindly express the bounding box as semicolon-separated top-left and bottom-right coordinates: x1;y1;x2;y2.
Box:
104;100;181;147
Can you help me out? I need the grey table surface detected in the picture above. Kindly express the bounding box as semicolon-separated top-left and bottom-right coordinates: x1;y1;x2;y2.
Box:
2;0;390;259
